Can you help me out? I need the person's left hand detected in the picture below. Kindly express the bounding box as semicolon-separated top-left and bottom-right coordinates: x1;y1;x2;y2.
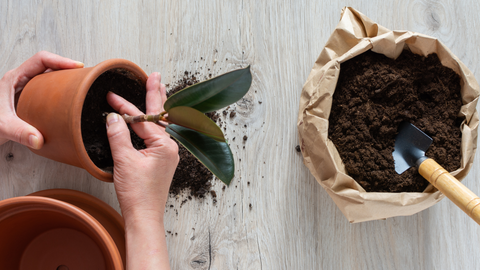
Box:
0;51;83;149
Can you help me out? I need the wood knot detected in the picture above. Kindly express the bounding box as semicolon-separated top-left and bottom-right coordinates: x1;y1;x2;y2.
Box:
5;153;14;161
235;95;256;118
426;10;441;31
190;257;207;269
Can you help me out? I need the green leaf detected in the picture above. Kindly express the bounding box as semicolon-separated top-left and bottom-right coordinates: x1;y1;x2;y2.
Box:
166;124;234;185
164;66;252;113
166;106;225;142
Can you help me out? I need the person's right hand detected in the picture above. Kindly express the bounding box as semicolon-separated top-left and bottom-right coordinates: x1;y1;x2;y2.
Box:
106;72;179;220
106;72;178;269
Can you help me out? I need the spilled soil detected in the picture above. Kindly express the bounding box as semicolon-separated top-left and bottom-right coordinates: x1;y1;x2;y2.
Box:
328;50;463;192
167;71;225;198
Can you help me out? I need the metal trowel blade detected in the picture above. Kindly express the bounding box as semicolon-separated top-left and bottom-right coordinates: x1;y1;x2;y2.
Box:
393;122;433;174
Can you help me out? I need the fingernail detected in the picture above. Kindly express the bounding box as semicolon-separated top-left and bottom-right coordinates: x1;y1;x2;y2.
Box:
75;61;84;68
29;135;40;149
106;113;119;128
152;72;161;81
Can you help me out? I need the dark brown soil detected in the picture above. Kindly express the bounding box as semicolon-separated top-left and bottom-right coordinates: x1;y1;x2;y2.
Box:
166;71;221;198
328;50;463;192
81;69;146;172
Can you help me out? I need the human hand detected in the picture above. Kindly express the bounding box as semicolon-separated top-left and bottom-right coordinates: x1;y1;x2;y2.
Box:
106;72;178;269
106;72;179;221
0;51;83;149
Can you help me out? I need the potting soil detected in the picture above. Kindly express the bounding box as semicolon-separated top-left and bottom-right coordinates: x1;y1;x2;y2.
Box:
328;50;463;192
81;69;147;171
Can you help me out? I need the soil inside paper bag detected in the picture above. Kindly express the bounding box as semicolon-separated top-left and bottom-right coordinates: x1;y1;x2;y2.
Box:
328;50;463;192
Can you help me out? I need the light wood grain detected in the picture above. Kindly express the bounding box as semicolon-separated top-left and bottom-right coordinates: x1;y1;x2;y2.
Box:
1;0;480;269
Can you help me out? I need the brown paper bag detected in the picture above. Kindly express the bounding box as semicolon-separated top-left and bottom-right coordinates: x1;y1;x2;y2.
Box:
297;7;480;223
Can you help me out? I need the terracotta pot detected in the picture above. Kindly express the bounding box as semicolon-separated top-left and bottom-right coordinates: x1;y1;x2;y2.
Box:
17;59;148;182
0;189;125;270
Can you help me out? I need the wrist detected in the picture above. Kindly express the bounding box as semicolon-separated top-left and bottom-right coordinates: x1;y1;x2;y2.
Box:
116;193;167;224
123;209;170;269
122;207;165;228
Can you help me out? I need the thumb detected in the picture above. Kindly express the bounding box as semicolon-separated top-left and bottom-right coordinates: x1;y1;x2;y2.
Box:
4;117;44;149
106;113;135;161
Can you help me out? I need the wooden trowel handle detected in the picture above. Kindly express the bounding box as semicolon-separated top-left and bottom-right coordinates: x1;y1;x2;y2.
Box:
419;158;480;225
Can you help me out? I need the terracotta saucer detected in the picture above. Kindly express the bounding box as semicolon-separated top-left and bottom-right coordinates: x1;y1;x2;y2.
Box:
0;189;125;270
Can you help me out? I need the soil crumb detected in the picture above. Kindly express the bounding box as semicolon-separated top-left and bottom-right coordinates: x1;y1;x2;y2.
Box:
328;50;463;192
82;69;146;171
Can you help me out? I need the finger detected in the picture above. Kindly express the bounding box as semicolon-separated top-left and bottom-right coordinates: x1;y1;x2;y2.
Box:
106;91;144;116
146;72;163;115
0;116;44;149
106;92;167;139
0;71;16;111
14;51;84;91
106;113;136;161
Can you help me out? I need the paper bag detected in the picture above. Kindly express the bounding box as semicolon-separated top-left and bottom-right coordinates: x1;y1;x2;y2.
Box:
297;7;480;223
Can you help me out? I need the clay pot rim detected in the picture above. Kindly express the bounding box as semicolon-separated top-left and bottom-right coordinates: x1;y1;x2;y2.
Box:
27;188;125;267
0;194;123;269
72;59;148;182
27;188;124;229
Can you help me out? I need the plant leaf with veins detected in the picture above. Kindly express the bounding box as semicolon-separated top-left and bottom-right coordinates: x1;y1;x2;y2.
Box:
166;106;225;142
166;124;234;185
164;66;252;113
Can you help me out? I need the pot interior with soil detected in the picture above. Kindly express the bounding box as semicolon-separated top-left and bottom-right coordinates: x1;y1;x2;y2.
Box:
81;68;147;173
328;49;463;192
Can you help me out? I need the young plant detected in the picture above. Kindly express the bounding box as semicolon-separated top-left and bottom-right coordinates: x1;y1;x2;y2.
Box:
122;66;252;185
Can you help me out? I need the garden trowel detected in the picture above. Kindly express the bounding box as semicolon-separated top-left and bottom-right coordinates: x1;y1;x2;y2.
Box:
393;122;480;225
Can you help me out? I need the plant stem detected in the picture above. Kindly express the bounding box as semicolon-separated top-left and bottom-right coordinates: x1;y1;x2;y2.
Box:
121;111;168;125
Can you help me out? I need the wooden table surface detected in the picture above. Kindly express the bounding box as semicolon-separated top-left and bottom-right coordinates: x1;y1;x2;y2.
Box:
1;1;479;269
